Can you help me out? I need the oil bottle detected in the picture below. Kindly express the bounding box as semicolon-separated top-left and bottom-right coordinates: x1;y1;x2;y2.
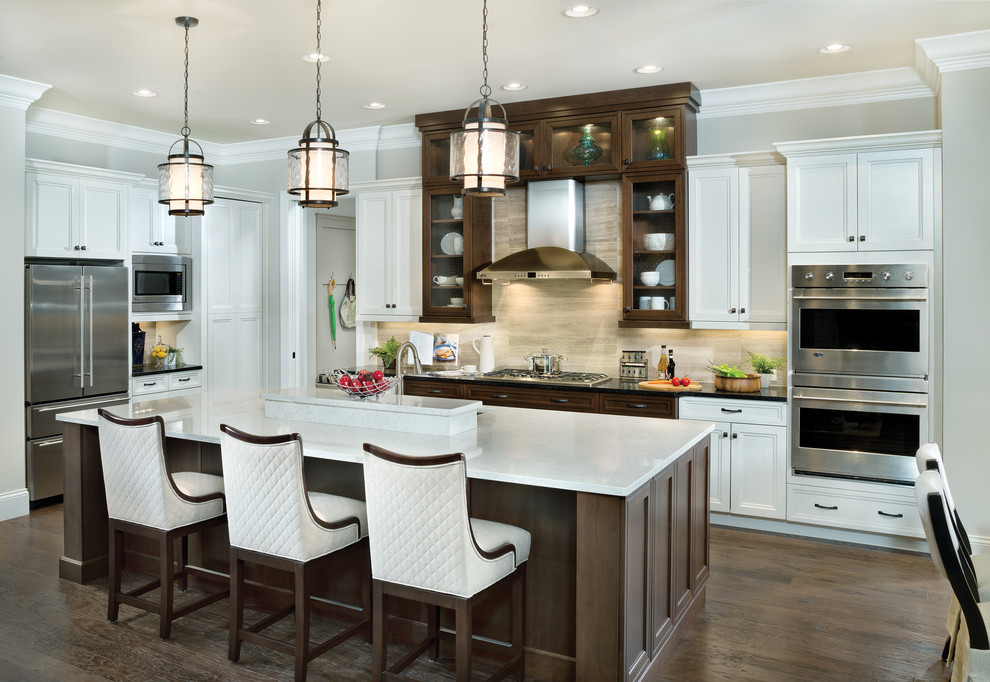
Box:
657;345;668;379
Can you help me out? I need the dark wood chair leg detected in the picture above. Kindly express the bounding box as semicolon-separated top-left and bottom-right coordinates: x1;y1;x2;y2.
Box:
178;534;189;592
372;580;386;681
428;605;441;662
455;598;472;682
107;521;122;623
294;562;310;682
362;555;373;644
229;547;243;663
159;532;175;641
512;565;526;681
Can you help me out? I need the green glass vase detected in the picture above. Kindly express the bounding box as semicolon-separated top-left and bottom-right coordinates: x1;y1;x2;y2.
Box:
570;127;603;166
647;127;671;160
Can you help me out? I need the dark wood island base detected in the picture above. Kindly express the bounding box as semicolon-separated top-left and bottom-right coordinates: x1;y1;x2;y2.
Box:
59;418;710;682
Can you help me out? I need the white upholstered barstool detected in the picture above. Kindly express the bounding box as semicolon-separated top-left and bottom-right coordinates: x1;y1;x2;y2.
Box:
362;442;530;682
916;469;990;681
97;408;228;641
219;424;370;682
917;443;990;663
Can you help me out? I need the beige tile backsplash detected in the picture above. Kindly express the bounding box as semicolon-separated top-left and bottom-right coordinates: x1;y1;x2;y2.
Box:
379;180;787;382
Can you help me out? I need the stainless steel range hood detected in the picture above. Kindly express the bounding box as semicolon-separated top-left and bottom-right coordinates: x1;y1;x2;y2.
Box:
477;179;616;282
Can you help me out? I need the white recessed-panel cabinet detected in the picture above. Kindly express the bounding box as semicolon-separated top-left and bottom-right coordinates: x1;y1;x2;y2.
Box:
129;183;191;255
687;154;786;329
25;160;140;260
354;179;422;321
680;397;787;520
776;131;940;252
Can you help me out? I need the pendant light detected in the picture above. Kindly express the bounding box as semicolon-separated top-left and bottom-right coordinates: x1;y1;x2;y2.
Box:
158;17;214;217
288;0;349;208
449;0;520;197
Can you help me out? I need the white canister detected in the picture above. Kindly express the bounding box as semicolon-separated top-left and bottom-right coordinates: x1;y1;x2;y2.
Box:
472;335;496;373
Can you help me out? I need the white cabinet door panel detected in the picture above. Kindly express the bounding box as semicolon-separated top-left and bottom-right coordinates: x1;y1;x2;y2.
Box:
787;155;857;252
729;424;787;520
356;192;390;316
129;186;157;252
689;170;737;323
390;189;422;317
207;317;235;392
709;422;732;513
234;314;263;389
235;203;264;313
208;202;234;315
28;175;77;256
80;180;127;258
857;149;934;251
741;166;786;324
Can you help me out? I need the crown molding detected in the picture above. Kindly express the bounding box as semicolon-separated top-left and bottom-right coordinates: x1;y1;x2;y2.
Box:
25;157;145;182
0;74;51;111
774;129;942;157
916;29;990;94
25;107;420;166
687;150;784;169
697;67;932;120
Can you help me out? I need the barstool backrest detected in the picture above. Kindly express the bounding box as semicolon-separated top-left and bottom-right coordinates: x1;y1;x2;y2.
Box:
97;409;206;531
917;442;973;556
220;424;356;561
362;443;518;598
916;469;988;649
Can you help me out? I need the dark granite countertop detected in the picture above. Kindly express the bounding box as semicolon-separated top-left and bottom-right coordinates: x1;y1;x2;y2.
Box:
132;364;204;377
406;372;788;402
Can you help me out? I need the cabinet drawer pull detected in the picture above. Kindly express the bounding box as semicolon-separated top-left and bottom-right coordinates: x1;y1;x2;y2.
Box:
550;398;569;403
143;382;157;387
177;377;191;383
720;408;742;414
426;389;443;394
877;510;904;518
627;403;648;409
814;503;838;510
491;394;509;399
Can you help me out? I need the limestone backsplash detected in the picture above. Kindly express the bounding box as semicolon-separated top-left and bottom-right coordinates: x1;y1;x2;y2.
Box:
378;180;787;381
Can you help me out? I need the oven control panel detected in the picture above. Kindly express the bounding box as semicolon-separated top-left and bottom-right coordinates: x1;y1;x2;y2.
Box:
792;264;928;288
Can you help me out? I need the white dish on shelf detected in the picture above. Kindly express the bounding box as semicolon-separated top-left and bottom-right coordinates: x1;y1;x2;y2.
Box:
656;259;675;286
441;232;464;255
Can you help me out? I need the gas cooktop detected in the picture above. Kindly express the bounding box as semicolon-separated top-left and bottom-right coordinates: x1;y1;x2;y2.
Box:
480;368;611;386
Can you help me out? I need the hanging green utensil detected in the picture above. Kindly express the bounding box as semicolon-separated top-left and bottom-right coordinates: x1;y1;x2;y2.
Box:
327;279;337;350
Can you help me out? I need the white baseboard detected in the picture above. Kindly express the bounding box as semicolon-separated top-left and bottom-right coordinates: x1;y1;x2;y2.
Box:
0;488;30;523
711;512;930;553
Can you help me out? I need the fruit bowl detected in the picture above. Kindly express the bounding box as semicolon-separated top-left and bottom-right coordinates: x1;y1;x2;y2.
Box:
331;369;395;399
713;373;762;393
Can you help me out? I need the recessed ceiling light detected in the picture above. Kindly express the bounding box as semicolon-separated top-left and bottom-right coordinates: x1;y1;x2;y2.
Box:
501;82;527;91
635;65;663;74
133;89;157;97
362;102;387;110
248;118;271;125
818;43;850;54
302;52;329;63
564;5;599;18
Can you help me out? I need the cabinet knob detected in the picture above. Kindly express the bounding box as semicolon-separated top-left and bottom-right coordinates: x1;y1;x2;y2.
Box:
731;433;738;439
80;245;87;250
722;431;729;438
729;307;736;314
847;236;855;242
624;306;631;313
740;307;746;313
546;165;552;173
533;165;540;173
74;245;81;251
623;158;631;166
859;235;866;242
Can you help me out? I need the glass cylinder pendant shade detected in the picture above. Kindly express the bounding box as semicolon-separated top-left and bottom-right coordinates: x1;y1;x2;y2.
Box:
450;106;520;197
158;138;214;217
288;120;349;208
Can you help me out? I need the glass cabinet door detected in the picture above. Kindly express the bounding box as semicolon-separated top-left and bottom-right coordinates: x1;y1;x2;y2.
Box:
545;115;619;176
623;173;686;323
423;131;452;185
425;190;467;315
621;108;683;171
514;123;541;179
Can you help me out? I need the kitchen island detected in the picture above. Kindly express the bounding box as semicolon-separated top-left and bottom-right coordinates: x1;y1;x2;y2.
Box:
58;388;713;682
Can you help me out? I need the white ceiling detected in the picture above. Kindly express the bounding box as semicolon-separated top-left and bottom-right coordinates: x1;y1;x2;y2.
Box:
2;0;989;144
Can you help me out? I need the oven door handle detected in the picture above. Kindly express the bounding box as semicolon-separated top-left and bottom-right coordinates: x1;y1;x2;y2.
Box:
792;294;928;302
792;393;926;408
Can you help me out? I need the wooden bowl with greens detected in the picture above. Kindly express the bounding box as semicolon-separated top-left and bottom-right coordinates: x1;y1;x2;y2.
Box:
709;362;762;393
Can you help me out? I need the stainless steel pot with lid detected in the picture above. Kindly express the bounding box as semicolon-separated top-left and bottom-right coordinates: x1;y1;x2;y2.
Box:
524;348;566;375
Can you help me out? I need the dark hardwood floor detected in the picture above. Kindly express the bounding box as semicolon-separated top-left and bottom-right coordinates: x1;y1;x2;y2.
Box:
0;504;954;681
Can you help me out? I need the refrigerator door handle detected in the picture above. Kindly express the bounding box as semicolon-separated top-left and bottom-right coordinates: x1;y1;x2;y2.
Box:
88;275;94;387
75;275;85;389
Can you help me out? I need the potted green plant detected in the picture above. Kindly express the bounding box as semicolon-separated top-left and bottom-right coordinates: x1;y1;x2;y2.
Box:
746;351;786;388
369;336;402;375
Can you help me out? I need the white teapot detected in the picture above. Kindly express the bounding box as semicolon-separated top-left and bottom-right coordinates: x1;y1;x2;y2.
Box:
647;193;675;210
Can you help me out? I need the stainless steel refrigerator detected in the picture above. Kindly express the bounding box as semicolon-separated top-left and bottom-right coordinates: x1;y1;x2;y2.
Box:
25;262;130;501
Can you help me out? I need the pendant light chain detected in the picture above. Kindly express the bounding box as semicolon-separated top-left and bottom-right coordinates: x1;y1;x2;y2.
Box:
182;21;191;137
479;0;491;99
315;0;322;121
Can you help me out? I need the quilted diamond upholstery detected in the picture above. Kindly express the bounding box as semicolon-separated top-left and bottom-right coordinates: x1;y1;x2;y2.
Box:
363;453;530;599
220;431;366;562
98;414;224;531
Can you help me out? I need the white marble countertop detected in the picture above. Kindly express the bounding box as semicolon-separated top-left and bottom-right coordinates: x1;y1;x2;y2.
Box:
57;388;715;497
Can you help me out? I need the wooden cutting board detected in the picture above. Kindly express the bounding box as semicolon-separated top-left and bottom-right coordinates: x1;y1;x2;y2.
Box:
638;380;703;392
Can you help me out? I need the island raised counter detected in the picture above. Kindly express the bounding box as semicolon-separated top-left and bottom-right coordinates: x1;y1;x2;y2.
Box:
58;388;714;682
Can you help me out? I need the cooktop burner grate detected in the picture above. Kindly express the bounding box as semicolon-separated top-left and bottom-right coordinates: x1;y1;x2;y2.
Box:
481;368;611;386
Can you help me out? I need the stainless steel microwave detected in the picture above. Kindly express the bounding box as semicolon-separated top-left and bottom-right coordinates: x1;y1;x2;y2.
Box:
131;254;191;313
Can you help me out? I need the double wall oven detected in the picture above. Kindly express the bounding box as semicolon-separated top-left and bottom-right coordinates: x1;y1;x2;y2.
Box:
790;264;929;485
